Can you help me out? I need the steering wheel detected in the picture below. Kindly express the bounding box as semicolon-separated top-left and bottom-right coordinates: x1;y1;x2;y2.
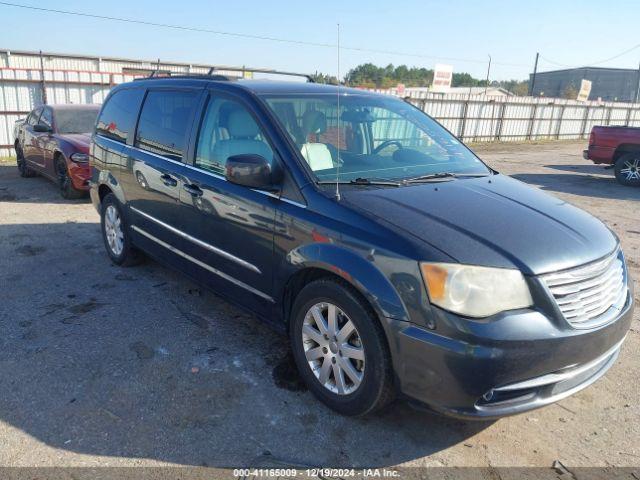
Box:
373;140;403;155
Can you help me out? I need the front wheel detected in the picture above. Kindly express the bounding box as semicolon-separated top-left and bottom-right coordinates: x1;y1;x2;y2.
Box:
614;153;640;186
56;157;85;199
100;193;143;266
289;279;395;416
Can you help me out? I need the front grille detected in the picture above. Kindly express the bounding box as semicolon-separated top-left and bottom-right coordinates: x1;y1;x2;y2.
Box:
542;249;627;329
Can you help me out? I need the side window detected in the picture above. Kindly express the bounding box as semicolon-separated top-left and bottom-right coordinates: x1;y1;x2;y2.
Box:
40;108;53;130
27;107;43;126
135;90;199;161
96;88;144;143
195;97;274;175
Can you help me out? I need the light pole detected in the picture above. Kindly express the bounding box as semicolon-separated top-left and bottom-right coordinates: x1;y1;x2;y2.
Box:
484;54;492;95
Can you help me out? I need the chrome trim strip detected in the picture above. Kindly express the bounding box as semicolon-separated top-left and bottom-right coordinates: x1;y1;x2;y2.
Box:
130;206;261;274
251;189;307;208
494;336;626;392
280;197;308;208
132;226;274;302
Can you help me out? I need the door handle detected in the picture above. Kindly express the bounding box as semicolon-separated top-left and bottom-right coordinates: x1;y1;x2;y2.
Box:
160;174;177;187
183;184;203;197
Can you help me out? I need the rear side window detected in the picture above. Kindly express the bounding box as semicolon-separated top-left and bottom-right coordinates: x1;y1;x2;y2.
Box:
135;90;199;161
96;88;144;143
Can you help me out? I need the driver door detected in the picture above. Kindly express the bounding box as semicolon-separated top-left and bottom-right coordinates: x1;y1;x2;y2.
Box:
176;91;279;315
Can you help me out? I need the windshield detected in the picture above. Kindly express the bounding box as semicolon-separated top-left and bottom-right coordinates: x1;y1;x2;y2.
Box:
55;108;100;134
261;93;489;183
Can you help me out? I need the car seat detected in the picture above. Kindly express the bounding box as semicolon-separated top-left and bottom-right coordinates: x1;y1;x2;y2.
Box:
300;110;338;171
211;109;273;165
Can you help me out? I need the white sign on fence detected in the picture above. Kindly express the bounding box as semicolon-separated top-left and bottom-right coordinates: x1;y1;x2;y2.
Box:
577;79;592;102
431;64;453;93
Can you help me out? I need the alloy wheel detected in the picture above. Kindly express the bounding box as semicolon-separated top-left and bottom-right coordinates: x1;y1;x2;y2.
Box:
620;157;640;181
301;302;365;395
57;160;70;192
104;205;124;256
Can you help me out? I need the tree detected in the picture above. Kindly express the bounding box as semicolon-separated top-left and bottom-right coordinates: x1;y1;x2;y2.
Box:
326;63;529;95
310;72;338;84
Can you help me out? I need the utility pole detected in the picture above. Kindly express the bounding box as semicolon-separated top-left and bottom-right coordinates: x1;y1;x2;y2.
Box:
39;50;47;105
635;61;640;104
529;52;539;97
484;54;492;95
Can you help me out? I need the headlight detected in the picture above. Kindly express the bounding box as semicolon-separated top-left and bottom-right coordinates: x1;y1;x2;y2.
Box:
420;262;533;318
70;153;89;163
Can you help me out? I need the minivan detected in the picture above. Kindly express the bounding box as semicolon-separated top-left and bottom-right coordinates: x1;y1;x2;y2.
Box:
89;72;633;418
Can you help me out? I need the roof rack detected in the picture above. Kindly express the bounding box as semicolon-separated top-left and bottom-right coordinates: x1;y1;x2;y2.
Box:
136;65;315;83
207;66;315;83
135;72;232;82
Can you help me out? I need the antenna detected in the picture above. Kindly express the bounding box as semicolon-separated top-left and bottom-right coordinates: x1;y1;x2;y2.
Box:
335;23;342;201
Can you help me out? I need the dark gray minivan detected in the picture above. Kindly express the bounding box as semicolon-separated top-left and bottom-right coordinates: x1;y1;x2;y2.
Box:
89;73;634;418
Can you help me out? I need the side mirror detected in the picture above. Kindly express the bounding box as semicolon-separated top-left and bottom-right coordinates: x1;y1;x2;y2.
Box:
226;154;282;190
33;124;52;133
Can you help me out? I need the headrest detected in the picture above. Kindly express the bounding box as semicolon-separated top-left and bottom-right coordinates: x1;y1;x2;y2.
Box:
227;109;260;138
302;110;327;136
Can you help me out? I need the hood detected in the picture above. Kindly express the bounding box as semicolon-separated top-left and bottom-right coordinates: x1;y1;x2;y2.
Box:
341;174;617;275
58;133;91;152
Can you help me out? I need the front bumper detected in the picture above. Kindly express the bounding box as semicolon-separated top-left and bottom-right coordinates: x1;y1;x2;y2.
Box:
68;161;91;190
385;281;634;420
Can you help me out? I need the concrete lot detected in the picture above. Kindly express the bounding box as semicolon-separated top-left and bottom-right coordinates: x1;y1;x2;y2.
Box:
0;141;638;468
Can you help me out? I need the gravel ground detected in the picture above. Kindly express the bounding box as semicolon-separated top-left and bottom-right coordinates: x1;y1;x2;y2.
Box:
0;141;638;469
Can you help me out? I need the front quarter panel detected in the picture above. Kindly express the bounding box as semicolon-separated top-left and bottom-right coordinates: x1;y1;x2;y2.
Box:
272;191;450;327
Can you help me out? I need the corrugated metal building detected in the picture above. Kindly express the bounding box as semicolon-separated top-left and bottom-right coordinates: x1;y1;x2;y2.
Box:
530;67;640;102
0;49;246;156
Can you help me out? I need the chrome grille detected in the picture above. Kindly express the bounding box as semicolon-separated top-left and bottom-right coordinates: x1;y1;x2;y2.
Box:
542;249;627;329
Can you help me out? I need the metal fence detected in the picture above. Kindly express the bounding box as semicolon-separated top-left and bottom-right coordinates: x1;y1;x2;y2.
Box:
0;49;241;156
3;49;640;156
380;89;640;143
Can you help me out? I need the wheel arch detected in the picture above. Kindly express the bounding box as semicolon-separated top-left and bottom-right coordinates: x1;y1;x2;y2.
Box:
279;243;410;326
53;149;66;165
613;143;640;161
98;183;114;203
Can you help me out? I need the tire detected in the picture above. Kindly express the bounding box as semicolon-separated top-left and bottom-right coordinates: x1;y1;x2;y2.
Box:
100;193;143;266
614;153;640;186
55;156;85;199
289;279;395;416
16;144;36;178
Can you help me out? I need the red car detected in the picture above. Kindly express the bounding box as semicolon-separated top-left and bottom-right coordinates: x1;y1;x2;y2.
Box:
584;125;640;187
14;104;101;198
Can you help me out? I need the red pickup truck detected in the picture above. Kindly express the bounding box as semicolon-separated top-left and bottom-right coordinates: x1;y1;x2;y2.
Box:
583;126;640;186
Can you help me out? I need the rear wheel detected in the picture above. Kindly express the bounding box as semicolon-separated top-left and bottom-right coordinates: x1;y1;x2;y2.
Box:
289;279;395;416
55;156;85;199
16;144;36;178
100;193;143;266
614;153;640;186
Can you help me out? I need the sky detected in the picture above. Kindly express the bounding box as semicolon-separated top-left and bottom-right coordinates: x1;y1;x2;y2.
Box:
1;0;640;81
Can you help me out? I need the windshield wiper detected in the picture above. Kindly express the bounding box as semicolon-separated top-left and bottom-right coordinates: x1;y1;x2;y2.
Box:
403;172;490;183
317;177;401;187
